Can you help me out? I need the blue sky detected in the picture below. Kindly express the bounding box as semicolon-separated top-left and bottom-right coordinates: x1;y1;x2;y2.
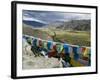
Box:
23;10;91;24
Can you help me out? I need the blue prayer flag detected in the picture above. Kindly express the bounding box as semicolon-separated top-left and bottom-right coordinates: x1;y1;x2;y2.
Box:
63;44;70;54
72;46;79;60
32;38;37;46
47;41;52;50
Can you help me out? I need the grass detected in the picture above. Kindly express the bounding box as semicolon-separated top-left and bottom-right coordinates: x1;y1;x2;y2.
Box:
41;28;90;47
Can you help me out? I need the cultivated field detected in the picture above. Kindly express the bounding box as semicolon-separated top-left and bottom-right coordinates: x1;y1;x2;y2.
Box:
40;28;91;47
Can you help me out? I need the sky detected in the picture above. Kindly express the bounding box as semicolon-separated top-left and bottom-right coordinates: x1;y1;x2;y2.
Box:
23;10;91;24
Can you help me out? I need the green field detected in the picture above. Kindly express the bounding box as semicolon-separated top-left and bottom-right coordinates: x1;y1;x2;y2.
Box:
40;28;90;47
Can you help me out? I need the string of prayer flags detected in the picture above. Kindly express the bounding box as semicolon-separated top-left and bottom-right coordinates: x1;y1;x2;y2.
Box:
23;35;91;62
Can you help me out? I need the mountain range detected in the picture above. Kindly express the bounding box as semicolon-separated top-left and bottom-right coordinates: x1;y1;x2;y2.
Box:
56;20;91;31
23;19;90;31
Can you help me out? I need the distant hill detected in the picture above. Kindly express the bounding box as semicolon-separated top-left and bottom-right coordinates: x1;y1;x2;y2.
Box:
44;21;64;28
23;20;47;28
56;20;91;31
23;19;91;31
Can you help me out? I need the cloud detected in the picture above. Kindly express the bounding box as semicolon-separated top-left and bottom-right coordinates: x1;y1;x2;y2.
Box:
23;10;91;23
23;16;47;24
23;11;47;24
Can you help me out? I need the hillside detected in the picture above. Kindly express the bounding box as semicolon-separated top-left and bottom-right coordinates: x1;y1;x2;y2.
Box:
57;20;90;31
23;24;50;40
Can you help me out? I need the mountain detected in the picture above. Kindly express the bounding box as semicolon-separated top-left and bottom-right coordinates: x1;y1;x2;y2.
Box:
23;20;47;28
44;21;64;28
23;19;91;31
56;20;91;31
